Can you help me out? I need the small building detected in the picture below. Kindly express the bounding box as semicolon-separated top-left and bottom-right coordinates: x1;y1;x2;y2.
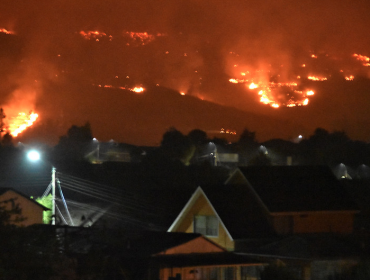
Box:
0;188;48;226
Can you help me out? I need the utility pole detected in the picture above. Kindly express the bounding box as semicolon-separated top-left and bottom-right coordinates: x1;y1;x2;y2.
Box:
51;167;56;225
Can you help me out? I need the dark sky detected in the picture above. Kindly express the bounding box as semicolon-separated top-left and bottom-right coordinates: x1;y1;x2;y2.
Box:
0;0;370;145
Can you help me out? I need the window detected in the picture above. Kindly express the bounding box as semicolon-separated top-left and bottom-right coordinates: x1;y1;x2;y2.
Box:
194;215;219;237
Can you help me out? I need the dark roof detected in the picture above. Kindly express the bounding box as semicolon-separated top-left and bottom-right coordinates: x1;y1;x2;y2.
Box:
237;166;359;213
202;184;276;239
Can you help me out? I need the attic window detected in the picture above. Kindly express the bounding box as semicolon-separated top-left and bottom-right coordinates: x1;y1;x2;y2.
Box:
194;215;219;237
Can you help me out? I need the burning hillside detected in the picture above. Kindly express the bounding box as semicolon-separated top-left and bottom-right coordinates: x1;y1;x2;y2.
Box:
0;0;369;144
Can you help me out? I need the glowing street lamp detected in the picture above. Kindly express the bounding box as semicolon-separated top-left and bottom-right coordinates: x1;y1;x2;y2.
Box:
27;150;40;161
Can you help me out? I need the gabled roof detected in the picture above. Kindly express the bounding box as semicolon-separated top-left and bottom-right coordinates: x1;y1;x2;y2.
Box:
0;187;49;211
233;166;360;213
169;185;276;240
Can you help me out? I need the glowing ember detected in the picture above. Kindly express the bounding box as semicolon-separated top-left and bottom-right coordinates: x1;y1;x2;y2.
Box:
249;82;258;89
306;90;315;96
220;128;236;135
79;31;108;41
353;54;370;66
0;28;14;35
8;112;38;137
93;84;145;94
307;76;327;81
130;87;144;93
345;75;355;81
229;79;239;84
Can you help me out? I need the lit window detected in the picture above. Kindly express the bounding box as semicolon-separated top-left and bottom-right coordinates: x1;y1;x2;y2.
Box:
194;215;219;237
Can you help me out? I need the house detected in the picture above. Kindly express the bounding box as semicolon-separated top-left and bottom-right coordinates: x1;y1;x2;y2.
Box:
168;185;275;251
167;166;366;280
226;166;360;235
0;188;48;226
62;228;267;280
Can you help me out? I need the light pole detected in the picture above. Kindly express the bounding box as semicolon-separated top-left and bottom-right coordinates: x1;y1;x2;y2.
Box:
27;150;56;225
209;142;218;166
51;167;56;225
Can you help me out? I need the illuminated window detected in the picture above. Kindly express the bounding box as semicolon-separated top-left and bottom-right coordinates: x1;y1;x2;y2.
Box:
194;215;219;237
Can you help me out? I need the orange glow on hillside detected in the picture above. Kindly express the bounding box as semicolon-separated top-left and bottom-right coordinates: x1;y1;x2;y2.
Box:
8;112;38;137
94;84;145;94
353;54;370;66
79;31;109;41
306;90;315;96
0;28;14;35
308;76;327;81
130;87;144;93
249;82;258;89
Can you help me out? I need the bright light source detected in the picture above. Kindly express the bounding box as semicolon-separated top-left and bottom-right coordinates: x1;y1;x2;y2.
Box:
27;150;40;161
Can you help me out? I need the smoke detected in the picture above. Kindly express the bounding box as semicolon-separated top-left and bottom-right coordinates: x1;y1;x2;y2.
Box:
0;0;369;142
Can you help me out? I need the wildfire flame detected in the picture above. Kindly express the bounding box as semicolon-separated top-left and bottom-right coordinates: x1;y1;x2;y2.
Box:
94;84;145;94
8;112;38;137
234;79;315;108
79;30;166;45
353;53;370;66
79;31;110;41
307;76;327;81
0;28;14;35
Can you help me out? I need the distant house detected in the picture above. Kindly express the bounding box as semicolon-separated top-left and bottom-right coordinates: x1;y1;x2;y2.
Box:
0;188;48;226
226;166;360;235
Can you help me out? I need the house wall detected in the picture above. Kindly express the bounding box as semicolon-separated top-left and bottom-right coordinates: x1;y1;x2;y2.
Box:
0;190;44;226
173;194;235;250
159;265;263;280
273;212;355;234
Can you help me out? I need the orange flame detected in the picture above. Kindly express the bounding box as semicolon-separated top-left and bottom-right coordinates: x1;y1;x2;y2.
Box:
353;54;370;67
0;28;14;35
130;87;144;93
8;112;38;137
249;82;258;89
307;76;327;81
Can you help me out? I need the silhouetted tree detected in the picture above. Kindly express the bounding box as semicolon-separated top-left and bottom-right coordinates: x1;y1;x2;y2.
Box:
160;127;195;165
1;132;13;146
188;129;208;146
53;122;93;161
238;128;257;145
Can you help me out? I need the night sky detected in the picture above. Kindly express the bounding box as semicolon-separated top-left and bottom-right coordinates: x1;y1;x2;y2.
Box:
0;0;370;146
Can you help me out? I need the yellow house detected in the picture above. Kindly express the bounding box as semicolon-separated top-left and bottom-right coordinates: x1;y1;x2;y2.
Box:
168;187;234;250
167;186;274;251
0;188;48;226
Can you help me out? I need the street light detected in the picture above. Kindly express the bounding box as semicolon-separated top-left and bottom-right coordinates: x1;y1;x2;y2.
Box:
208;142;218;166
27;150;40;161
27;150;57;225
